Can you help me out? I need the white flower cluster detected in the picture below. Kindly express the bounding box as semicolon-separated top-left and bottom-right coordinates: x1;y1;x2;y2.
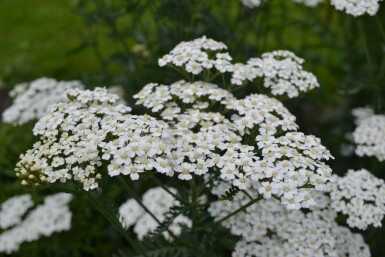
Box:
209;184;370;257
293;0;324;7
18;38;333;210
0;195;33;229
328;169;385;230
353;114;385;161
331;0;381;16
0;193;73;254
233;50;319;98
227;94;298;135
240;0;265;8
134;79;332;209
334;226;371;257
240;0;381;16
158;36;233;75
2;78;84;125
119;187;191;240
134;80;235;117
352;106;374;125
232;225;369;257
240;0;324;8
159;38;319;98
15;88;179;190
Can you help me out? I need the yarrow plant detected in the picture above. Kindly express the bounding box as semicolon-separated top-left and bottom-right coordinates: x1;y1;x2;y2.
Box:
119;187;191;240
2;78;127;127
209;182;371;257
240;0;324;8
353;110;385;161
0;193;73;254
12;37;385;256
331;0;382;16
2;78;84;126
239;0;382;16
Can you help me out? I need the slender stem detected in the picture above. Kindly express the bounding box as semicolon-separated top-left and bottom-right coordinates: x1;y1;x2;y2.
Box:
242;190;253;200
190;177;199;251
118;177;177;240
85;192;149;257
376;56;385;82
207;71;221;83
213;195;263;225
358;21;372;68
150;174;189;205
221;74;227;89
118;177;161;224
375;16;385;42
166;64;191;81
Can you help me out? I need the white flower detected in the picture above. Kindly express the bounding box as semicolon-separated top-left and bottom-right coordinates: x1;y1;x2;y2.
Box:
175;163;195;180
328;169;385;230
236;50;320;98
15;88;174;190
2;78;84;125
0;195;33;229
293;0;324;7
119;187;191;240
331;0;381;16
351;106;374;125
0;193;73;254
240;0;265;8
209;183;370;257
353;114;385;161
158;36;232;75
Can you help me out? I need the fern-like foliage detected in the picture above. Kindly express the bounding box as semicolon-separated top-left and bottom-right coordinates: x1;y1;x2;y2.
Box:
219;186;240;201
142;205;184;242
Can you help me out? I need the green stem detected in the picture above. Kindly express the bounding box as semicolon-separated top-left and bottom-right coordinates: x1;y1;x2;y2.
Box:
242;190;253;200
85;192;149;257
190;177;199;251
150;174;190;205
212;195;263;226
375;16;385;42
118;177;161;224
118;177;177;241
167;64;191;81
207;71;221;83
358;21;372;68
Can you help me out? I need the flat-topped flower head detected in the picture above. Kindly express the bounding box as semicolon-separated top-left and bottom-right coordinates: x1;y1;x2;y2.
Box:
209;183;369;257
293;0;324;7
331;0;381;16
226;94;298;135
240;0;265;8
0;193;73;254
0;195;33;230
16;88;174;190
328;169;385;230
239;0;380;16
237;50;319;97
240;0;323;8
353;114;385;161
134;80;235;118
158;36;233;75
352;106;374;125
16;38;334;213
2;78;84;125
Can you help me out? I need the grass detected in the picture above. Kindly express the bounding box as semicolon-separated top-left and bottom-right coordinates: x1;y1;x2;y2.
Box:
0;0;101;87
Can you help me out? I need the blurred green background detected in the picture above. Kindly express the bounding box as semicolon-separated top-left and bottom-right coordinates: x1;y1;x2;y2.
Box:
0;0;100;84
